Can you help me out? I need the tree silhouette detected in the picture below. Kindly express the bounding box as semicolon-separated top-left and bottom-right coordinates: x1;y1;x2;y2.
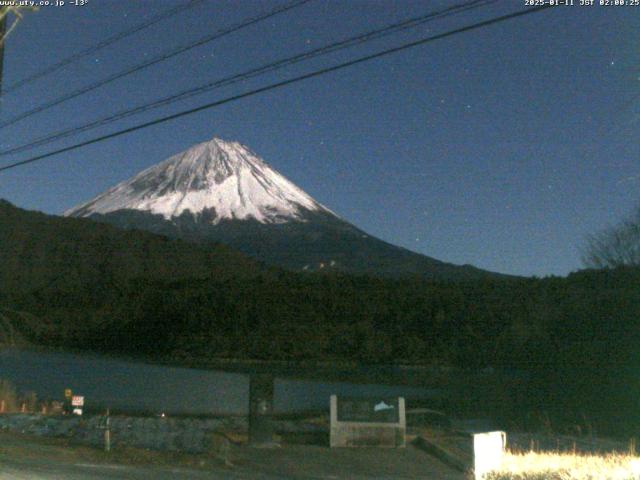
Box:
582;205;640;268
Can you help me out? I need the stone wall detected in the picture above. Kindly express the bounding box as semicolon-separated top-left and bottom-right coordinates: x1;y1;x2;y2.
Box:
0;413;329;453
0;413;247;453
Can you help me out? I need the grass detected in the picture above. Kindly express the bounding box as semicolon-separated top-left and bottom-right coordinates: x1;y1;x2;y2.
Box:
0;431;230;469
485;451;640;480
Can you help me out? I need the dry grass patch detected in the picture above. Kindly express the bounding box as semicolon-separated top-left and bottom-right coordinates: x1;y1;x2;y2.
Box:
0;431;227;469
486;451;640;480
0;378;18;412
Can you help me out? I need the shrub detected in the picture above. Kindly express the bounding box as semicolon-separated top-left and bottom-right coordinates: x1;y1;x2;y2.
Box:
0;378;18;412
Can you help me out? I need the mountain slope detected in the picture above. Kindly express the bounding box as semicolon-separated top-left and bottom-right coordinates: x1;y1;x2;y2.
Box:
66;137;507;280
89;207;500;280
67;138;330;224
0;199;261;296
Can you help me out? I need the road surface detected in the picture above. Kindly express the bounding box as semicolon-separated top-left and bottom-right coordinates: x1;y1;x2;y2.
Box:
0;432;464;479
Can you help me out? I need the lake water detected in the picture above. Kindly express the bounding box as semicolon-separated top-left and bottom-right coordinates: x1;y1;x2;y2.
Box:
0;348;438;415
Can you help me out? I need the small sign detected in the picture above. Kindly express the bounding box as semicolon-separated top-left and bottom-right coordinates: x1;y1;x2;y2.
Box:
330;395;406;447
337;397;400;423
64;388;72;399
72;408;83;416
71;395;84;407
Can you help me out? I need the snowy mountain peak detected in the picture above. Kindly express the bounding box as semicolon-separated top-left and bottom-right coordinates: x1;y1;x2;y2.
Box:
65;137;332;224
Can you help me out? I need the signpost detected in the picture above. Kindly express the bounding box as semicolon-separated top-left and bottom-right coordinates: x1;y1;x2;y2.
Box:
249;373;275;447
98;409;111;452
71;395;84;416
63;388;73;415
330;395;406;447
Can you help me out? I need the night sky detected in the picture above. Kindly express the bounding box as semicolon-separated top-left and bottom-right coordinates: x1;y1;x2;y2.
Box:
0;0;638;277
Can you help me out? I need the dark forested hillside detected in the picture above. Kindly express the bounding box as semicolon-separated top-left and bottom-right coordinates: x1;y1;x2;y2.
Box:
0;199;262;294
84;208;508;281
2;200;640;437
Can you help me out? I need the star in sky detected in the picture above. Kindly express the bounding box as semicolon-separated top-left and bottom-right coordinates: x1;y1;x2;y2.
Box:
3;0;637;278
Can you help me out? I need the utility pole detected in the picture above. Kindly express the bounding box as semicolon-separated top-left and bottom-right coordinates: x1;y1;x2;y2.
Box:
0;6;37;99
0;8;7;96
104;408;111;452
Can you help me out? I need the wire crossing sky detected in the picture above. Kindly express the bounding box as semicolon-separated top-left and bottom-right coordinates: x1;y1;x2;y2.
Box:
0;3;550;173
0;0;498;157
0;0;638;277
0;0;312;128
1;0;205;96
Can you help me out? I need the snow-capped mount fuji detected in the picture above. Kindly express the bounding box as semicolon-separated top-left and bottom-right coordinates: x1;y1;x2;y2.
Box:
66;138;332;224
67;137;505;280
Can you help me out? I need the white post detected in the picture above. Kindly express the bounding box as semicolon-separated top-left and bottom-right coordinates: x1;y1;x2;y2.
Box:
329;395;338;447
398;397;406;448
104;408;111;452
474;431;506;480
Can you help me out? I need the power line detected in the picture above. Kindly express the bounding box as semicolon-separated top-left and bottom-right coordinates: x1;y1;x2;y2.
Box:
1;6;36;106
0;0;497;157
1;0;205;96
0;5;552;174
0;0;312;129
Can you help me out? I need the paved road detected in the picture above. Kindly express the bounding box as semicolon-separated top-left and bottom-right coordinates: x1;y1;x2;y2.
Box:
0;451;464;480
0;457;290;479
0;433;464;479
